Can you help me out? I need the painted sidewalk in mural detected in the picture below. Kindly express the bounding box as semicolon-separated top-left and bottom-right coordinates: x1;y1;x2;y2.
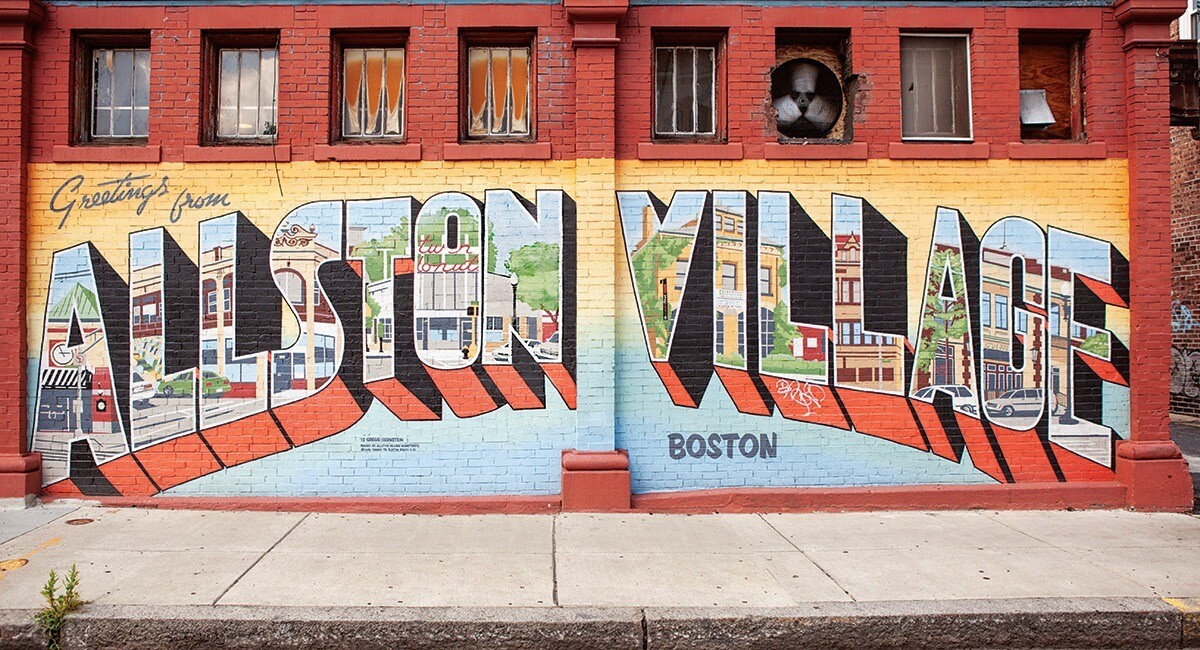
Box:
30;189;1129;497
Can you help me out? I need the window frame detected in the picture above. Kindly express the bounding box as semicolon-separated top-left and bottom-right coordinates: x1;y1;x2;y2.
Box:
651;29;726;142
202;31;281;146
1018;30;1086;142
899;32;974;142
458;30;537;143
331;31;409;144
72;31;153;146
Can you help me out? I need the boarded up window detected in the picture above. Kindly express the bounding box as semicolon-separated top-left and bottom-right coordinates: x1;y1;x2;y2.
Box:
1019;35;1082;140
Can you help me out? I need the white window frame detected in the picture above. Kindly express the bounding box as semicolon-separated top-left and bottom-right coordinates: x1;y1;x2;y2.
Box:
899;33;974;142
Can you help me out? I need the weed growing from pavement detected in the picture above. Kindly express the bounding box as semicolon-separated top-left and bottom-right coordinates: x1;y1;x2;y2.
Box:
34;565;86;650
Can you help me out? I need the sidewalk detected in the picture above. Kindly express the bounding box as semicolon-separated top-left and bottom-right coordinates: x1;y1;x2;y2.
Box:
0;505;1197;648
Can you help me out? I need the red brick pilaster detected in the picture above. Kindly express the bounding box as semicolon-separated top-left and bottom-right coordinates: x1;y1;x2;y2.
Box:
561;0;630;512
1115;0;1194;511
0;0;43;503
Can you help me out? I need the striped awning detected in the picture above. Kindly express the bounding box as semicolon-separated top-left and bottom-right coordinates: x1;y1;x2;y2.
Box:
40;368;92;390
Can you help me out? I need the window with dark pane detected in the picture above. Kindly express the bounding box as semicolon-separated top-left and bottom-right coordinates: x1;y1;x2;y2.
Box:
900;35;972;140
343;47;405;139
466;46;530;138
91;48;150;139
216;47;278;140
654;45;716;137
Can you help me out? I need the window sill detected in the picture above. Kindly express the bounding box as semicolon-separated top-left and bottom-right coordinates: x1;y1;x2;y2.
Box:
888;141;990;160
315;142;421;162
52;144;161;164
1007;141;1107;160
443;141;551;161
183;144;291;163
637;142;744;161
763;142;868;160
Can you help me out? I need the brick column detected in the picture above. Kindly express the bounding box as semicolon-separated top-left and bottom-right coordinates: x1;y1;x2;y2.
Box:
1115;0;1194;511
0;0;43;504
560;0;630;511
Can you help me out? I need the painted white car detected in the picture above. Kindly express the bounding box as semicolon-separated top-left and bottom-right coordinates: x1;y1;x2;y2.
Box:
913;384;978;416
130;371;155;408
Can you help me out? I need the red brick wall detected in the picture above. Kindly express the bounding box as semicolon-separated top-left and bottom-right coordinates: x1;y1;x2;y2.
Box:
1171;126;1200;416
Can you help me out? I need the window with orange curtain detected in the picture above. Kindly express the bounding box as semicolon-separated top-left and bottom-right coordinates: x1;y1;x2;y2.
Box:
342;47;405;138
465;46;530;138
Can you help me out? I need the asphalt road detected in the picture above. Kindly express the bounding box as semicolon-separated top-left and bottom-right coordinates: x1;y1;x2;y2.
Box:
1169;420;1200;513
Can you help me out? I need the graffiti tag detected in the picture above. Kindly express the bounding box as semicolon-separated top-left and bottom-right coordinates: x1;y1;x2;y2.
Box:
1171;347;1200;398
1173;300;1199;334
775;379;826;416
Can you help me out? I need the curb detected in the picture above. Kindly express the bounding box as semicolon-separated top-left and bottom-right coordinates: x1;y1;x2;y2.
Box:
0;597;1189;649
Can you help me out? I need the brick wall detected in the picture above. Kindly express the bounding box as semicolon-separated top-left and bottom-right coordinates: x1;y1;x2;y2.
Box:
1171;126;1200;416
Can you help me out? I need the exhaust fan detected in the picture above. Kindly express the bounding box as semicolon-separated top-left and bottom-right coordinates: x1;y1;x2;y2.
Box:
771;58;844;139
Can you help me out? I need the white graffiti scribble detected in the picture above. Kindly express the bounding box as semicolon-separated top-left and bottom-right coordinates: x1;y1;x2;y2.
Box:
1173;300;1199;334
1171;347;1200;398
775;379;827;416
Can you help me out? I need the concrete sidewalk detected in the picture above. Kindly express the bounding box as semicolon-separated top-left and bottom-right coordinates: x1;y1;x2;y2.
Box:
0;505;1196;648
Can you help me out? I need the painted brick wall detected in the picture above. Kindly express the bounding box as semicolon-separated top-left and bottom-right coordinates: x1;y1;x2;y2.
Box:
5;0;1189;510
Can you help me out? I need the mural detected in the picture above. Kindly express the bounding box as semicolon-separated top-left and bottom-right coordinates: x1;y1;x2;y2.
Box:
618;189;1131;486
26;161;1131;498
30;188;577;496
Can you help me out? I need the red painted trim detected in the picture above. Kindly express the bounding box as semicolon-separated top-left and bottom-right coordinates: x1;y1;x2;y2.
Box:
1007;141;1109;160
631;483;1128;513
887;7;986;29
182;144;291;163
635;5;742;27
51;144;161;164
445;5;551;28
42;494;562;515
49;6;166;30
313;143;421;162
760;6;863;28
1006;8;1103;30
442;141;551;161
888;141;991;160
562;449;628;471
186;6;295;30
763;142;868;160
313;5;421;28
637;142;744;161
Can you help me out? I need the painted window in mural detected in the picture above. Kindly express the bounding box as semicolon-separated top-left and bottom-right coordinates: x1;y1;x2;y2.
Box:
90;47;150;140
342;47;405;139
654;44;717;137
466;45;531;138
900;34;972;140
216;46;278;140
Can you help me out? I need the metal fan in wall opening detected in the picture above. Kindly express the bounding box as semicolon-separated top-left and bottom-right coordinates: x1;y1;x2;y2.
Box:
771;58;844;139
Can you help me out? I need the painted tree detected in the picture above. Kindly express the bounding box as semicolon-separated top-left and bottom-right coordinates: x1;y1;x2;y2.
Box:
915;247;970;374
505;242;561;328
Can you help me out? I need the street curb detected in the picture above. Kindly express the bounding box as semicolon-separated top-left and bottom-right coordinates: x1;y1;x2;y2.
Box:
646;597;1183;649
0;597;1188;649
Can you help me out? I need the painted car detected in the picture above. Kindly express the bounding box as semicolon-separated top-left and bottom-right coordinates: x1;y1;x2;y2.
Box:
130;371;156;408
534;332;560;361
985;388;1045;417
157;371;230;398
912;384;977;416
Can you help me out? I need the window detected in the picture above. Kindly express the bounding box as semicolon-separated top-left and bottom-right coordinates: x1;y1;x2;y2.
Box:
276;269;305;306
981;292;992;327
654;39;718;138
88;47;151;140
760;307;774;358
715;311;725;354
340;44;405;140
1019;33;1083;141
207;34;278;143
773;29;850;141
1050;303;1062;336
465;38;532;139
995;294;1009;329
720;263;737;291
900;34;972;140
675;259;689;291
759;266;772;296
222;275;232;312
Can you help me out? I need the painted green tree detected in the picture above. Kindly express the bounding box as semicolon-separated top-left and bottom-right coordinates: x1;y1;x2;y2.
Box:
915;248;970;374
631;233;692;358
506;242;561;327
350;225;409;284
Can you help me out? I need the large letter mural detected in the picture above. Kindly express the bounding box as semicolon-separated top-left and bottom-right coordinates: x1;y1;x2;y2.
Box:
30;186;1131;496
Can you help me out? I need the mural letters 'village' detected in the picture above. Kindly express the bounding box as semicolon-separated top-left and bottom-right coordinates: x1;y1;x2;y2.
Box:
30;180;1130;496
